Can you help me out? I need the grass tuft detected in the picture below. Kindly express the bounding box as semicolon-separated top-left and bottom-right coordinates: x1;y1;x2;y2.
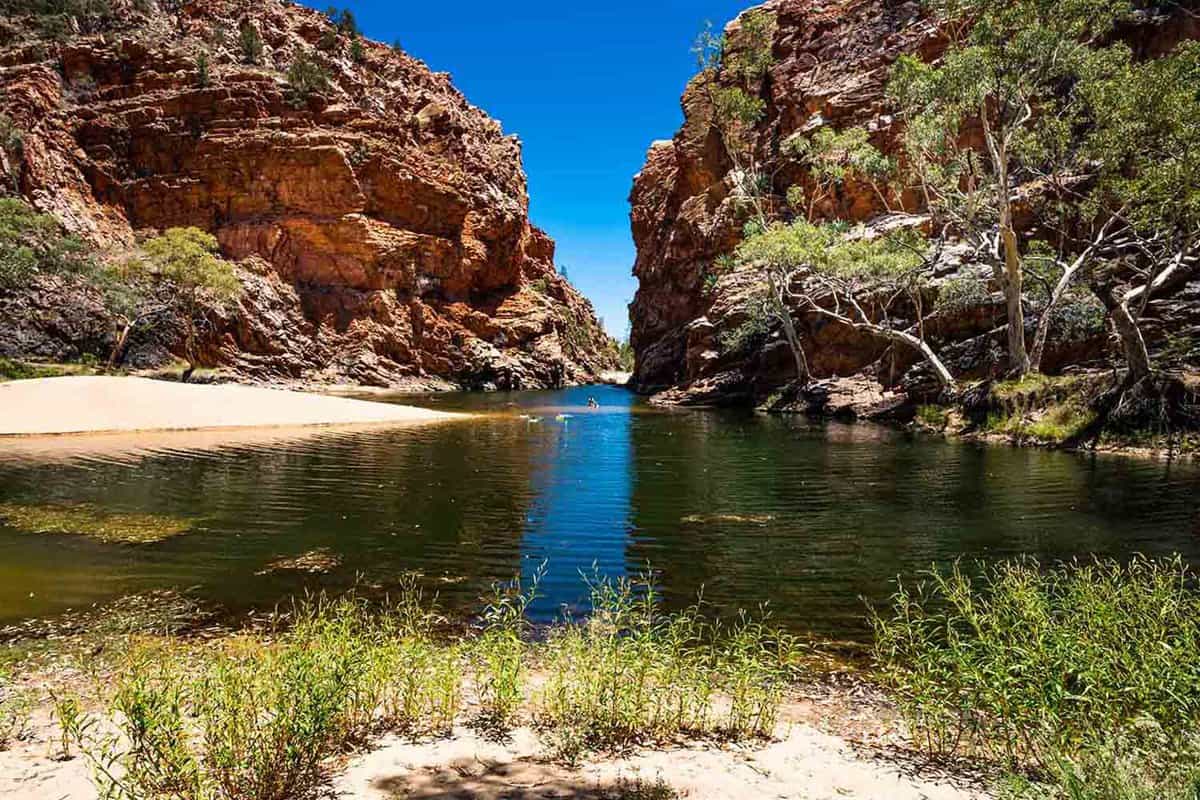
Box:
535;571;798;759
873;556;1200;797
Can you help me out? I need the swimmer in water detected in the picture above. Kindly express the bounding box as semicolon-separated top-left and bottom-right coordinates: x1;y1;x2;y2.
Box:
587;397;599;409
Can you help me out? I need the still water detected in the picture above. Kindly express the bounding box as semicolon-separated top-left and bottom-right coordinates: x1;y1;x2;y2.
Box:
2;384;1199;640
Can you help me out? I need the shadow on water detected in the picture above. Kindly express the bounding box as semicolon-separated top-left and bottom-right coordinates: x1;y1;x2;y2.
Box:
1;383;1198;640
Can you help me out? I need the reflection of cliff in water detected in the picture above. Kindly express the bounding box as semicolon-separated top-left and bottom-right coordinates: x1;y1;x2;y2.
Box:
0;423;540;623
627;412;1200;638
2;388;1199;641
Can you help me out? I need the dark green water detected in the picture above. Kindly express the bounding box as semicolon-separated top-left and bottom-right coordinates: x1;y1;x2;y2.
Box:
2;384;1199;640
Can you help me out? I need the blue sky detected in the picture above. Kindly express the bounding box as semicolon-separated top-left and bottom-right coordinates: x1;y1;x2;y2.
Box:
300;1;752;339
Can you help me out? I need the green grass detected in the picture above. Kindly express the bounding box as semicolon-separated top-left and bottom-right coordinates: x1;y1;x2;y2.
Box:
916;404;950;429
873;556;1200;796
985;402;1095;444
57;573;798;798
535;572;798;760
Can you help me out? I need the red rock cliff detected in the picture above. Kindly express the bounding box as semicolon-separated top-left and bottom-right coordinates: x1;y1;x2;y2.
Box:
628;0;1199;406
1;0;616;388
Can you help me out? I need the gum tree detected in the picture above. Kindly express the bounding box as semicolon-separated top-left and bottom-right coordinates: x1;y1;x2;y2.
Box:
737;221;957;391
782;126;895;222
121;228;241;381
887;0;1135;377
1081;42;1200;380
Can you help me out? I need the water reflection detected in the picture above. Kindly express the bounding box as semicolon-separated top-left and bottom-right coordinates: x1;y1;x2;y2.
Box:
1;385;1197;641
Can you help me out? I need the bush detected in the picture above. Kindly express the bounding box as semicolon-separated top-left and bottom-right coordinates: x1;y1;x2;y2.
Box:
238;22;263;65
80;591;460;800
873;556;1200;772
285;52;329;109
68;570;799;797
0;198;93;288
195;51;210;88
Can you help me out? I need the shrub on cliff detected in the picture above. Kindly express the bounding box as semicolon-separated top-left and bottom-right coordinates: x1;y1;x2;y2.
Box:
0;198;92;288
0;0;112;38
285;52;330;109
238;21;263;65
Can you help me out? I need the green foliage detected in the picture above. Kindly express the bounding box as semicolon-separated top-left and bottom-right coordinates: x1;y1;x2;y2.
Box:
285;52;330;108
886;0;1136;240
137;228;239;304
349;37;365;64
0;114;24;189
719;312;768;356
238;22;263;65
536;572;798;759
57;568;797;797
709;86;765;154
782;126;894;218
1002;732;1200;800
933;275;990;314
691;20;724;72
0;0;113;38
916;405;950;429
122;227;239;373
0;198;93;288
721;9;776;84
471;568;540;728
1084;41;1200;237
325;6;359;37
79;592;462;800
617;340;635;372
195;51;210;88
736;219;925;286
873;556;1200;771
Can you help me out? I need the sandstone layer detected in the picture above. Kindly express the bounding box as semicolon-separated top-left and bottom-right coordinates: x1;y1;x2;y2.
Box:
628;0;1200;408
0;0;616;389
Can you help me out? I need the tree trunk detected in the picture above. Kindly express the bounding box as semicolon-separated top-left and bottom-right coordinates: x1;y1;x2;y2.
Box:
182;313;197;383
985;112;1030;377
768;271;809;384
1109;300;1152;380
106;321;134;372
1093;282;1152;381
809;304;956;392
999;214;1030;376
1029;259;1084;373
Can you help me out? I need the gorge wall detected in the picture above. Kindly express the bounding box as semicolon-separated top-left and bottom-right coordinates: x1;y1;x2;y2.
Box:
628;0;1200;409
0;0;616;388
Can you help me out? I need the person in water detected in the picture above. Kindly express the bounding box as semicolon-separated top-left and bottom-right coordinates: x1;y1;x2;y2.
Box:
587;397;599;409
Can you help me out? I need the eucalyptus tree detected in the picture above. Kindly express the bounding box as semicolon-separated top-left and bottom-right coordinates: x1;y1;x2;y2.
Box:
1080;41;1200;379
887;0;1137;377
736;221;958;392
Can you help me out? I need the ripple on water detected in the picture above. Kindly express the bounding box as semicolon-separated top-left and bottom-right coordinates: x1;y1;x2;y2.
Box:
1;384;1198;639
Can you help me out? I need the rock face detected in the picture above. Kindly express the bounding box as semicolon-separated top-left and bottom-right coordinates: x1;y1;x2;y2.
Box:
628;0;1199;406
0;0;615;388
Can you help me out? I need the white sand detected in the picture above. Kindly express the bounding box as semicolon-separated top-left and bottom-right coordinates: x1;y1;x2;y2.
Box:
0;376;461;436
0;718;987;800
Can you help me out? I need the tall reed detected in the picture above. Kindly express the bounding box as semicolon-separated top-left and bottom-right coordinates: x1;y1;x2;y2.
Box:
873;556;1200;797
535;571;799;757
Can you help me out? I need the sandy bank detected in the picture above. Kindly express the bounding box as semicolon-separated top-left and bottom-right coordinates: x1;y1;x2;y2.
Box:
0;376;462;436
0;704;986;800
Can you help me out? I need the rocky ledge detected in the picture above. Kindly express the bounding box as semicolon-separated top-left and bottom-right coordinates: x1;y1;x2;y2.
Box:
0;0;616;389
